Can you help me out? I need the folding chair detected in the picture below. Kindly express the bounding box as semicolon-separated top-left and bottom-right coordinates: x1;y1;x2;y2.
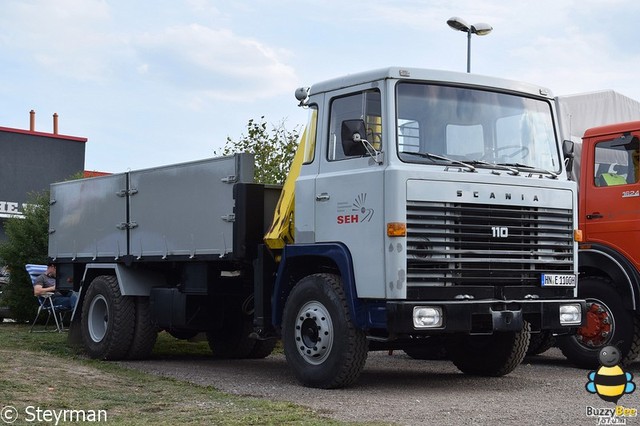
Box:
27;264;71;333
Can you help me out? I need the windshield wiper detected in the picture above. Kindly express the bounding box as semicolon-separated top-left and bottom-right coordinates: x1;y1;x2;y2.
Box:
463;160;520;176
402;152;476;173
498;163;559;179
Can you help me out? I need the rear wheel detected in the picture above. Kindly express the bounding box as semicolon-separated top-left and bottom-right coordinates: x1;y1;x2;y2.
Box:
282;273;368;389
126;297;158;360
403;336;448;360
167;329;200;340
247;339;278;359
206;301;256;359
81;275;135;360
558;277;640;368
526;330;555;356
446;322;530;376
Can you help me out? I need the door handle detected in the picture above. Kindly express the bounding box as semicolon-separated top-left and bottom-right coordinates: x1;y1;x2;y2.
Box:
316;193;330;201
586;212;604;220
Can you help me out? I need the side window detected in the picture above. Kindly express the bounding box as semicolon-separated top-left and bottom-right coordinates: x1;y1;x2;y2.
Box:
328;90;381;161
594;136;640;187
302;106;318;164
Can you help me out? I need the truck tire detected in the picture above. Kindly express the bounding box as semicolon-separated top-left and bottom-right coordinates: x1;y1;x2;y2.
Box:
247;339;278;359
526;330;555;356
167;329;200;340
206;314;256;359
126;297;158;360
282;273;368;389
403;336;448;360
558;276;640;369
81;275;135;360
446;322;530;376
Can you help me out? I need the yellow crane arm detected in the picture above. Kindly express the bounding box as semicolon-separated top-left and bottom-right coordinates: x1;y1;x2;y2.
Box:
263;126;308;250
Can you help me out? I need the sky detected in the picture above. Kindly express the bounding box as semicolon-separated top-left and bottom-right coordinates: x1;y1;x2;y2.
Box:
1;0;640;173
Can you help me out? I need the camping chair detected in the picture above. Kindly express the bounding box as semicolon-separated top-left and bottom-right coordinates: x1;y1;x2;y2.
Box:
26;264;71;333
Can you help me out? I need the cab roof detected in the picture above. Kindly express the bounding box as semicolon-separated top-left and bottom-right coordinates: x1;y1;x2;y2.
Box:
309;67;553;99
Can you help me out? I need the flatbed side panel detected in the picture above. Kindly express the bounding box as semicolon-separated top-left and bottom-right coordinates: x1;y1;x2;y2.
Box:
128;155;253;258
49;174;128;260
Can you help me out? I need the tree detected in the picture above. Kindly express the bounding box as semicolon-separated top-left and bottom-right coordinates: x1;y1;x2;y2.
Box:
216;117;301;185
0;191;50;322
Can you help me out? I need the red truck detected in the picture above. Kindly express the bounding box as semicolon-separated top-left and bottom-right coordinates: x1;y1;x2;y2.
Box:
559;120;640;367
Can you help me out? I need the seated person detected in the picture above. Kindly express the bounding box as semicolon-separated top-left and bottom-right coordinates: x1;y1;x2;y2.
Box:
33;263;78;310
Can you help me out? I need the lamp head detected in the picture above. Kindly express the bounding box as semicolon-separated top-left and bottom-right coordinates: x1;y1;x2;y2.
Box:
471;22;493;36
447;16;470;32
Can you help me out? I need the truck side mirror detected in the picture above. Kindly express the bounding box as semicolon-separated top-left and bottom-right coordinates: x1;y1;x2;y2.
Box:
562;140;574;158
562;140;574;174
340;119;368;157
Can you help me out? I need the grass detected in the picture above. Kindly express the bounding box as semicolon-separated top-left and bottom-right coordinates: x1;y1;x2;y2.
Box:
0;323;360;425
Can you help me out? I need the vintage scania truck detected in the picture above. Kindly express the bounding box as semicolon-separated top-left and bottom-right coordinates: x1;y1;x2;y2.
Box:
49;67;585;388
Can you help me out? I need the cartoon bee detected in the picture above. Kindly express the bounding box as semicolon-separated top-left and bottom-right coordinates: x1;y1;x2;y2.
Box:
586;345;636;403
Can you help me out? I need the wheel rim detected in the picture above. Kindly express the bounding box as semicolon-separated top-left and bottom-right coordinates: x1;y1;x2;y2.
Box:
88;294;109;343
294;301;333;365
576;298;614;349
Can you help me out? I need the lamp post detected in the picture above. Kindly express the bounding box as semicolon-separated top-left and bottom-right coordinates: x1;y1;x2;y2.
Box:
446;16;493;73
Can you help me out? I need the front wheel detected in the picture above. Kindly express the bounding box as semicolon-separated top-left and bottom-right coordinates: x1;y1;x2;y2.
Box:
446;322;530;376
558;276;640;369
282;273;368;389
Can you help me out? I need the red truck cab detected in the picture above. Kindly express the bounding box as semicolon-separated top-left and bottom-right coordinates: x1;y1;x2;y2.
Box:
559;120;640;368
580;121;640;271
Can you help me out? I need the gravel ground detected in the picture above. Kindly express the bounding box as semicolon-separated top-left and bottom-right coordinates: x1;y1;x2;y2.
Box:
119;348;640;425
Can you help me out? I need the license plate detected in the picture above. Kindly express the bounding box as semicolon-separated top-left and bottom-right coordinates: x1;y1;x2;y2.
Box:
541;274;576;287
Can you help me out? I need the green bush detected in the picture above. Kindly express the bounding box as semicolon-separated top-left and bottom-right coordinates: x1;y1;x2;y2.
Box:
216;116;300;185
0;191;50;322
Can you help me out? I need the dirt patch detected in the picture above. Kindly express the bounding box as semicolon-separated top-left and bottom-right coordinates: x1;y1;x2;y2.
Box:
119;348;632;425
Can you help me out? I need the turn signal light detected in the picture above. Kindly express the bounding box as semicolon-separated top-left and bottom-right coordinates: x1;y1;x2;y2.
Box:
574;229;583;242
387;222;406;237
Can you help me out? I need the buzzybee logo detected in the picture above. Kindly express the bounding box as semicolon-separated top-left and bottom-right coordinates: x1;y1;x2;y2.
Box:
586;346;635;403
584;346;637;425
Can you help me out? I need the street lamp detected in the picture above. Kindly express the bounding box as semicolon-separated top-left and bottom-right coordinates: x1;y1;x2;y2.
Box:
446;16;493;73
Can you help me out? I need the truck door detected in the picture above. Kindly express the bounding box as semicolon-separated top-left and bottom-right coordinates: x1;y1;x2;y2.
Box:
584;133;640;268
314;88;386;298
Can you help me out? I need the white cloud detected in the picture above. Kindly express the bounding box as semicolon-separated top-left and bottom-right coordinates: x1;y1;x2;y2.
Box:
134;23;298;102
0;0;118;82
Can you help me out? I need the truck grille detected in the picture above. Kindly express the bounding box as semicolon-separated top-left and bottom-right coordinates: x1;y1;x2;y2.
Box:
406;201;574;286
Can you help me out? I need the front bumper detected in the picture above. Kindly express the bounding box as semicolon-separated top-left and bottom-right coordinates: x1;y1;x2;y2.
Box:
386;299;587;335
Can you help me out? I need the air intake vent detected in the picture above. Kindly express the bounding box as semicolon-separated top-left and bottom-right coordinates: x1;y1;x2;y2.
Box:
406;201;573;287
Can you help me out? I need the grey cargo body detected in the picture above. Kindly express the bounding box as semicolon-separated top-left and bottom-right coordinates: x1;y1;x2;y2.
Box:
49;154;254;261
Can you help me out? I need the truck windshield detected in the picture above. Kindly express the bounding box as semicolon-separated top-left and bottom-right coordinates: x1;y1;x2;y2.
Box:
396;82;560;173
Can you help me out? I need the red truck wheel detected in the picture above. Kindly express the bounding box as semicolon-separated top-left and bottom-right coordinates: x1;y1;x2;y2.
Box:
558;276;640;368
